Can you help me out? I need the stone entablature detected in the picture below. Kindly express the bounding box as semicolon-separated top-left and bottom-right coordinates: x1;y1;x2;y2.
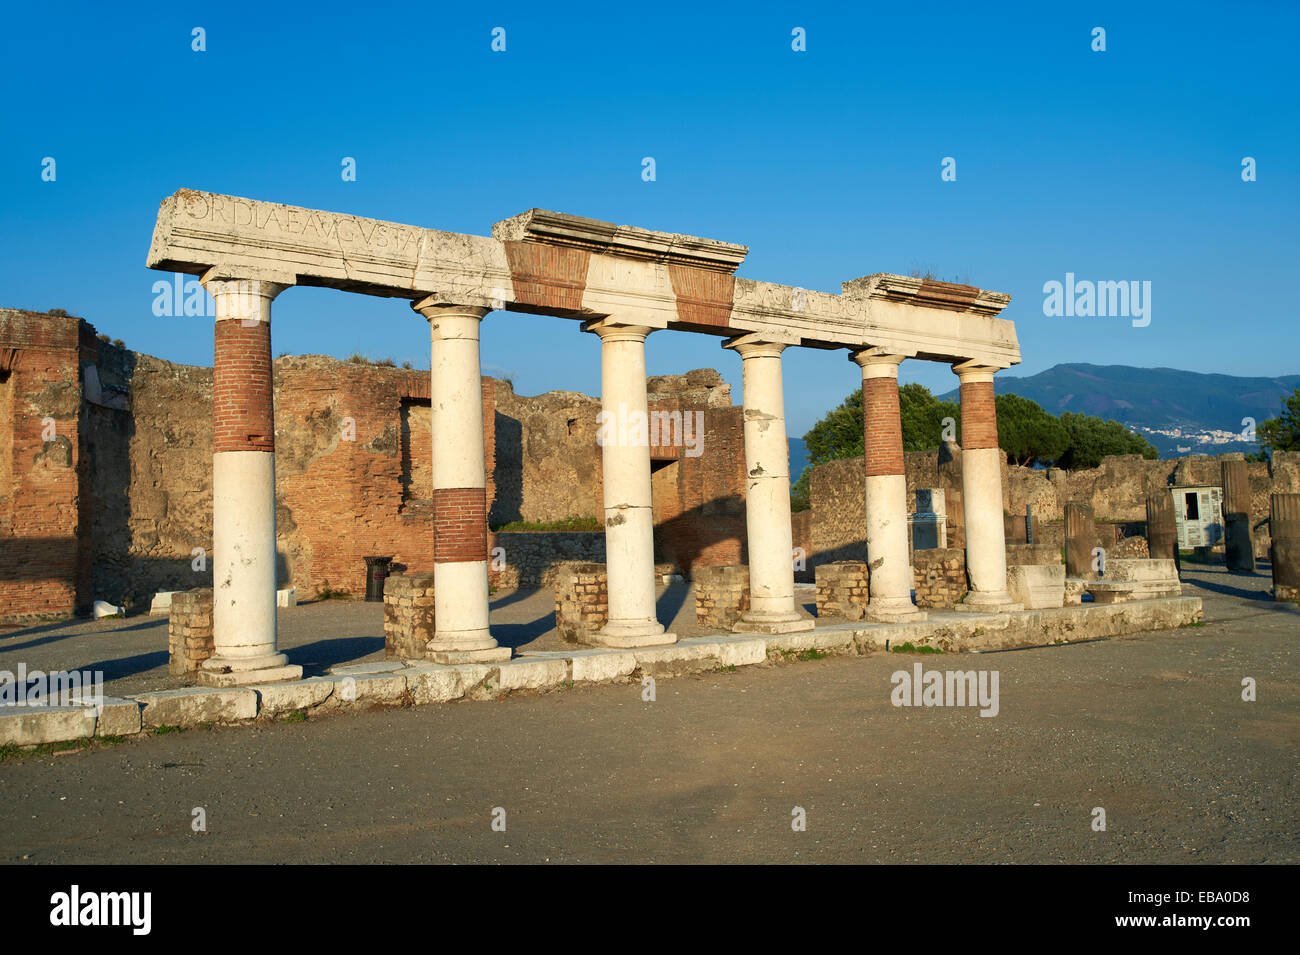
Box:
148;191;1019;367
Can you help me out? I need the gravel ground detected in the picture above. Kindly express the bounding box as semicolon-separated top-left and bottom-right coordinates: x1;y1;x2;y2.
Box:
0;563;1294;864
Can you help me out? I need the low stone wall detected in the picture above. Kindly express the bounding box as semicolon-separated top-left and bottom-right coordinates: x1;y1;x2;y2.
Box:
383;573;435;660
553;562;608;643
494;531;607;588
167;589;214;675
815;561;869;620
913;549;966;609
695;565;750;630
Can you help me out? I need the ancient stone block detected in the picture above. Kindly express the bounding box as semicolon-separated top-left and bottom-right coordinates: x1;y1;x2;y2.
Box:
694;565;750;630
1006;563;1065;609
815;561;870;620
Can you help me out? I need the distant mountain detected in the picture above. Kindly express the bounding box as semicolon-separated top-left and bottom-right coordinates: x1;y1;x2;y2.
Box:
940;363;1300;458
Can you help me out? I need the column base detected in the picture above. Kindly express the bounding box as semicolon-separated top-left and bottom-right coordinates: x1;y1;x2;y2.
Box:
589;620;677;648
864;606;929;623
954;592;1024;614
733;613;815;634
429;647;512;664
197;656;302;687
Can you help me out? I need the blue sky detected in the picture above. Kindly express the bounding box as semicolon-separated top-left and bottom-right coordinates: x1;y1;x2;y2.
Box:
2;1;1296;435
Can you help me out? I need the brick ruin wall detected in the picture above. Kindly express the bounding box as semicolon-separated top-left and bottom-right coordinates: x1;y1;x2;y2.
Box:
810;443;1300;569
1;311;752;618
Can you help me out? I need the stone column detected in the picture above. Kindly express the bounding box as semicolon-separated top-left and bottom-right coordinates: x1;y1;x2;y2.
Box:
1145;490;1180;570
1222;459;1256;572
724;335;813;633
199;269;301;686
585;319;676;647
1065;502;1098;578
852;348;925;622
952;361;1021;612
412;299;509;663
1270;494;1300;602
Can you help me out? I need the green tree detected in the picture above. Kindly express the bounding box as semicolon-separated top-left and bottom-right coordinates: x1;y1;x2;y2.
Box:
899;382;960;452
1056;412;1158;469
995;393;1068;466
1257;388;1300;453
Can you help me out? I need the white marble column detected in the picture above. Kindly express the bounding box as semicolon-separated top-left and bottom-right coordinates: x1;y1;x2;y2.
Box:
412;299;510;662
952;360;1021;612
585;319;676;647
199;268;301;686
853;348;926;622
725;335;813;633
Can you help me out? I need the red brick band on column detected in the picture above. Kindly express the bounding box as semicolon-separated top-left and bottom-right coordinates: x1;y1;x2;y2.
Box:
433;487;489;563
959;379;999;450
863;376;905;476
213;319;274;453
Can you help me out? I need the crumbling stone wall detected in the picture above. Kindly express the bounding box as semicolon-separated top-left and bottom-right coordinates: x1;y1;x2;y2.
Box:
810;443;1300;571
913;548;966;608
694;564;749;629
553;562;608;643
492;368;747;576
382;573;435;660
494;531;605;588
815;560;869;620
167;588;214;674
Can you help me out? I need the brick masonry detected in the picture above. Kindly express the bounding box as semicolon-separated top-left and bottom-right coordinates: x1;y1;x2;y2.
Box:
694;564;750;630
213;319;273;453
167;588;214;674
912;549;966;608
432;487;488;563
863;376;905;476
382;572;435;660
958;379;998;450
553;562;608;643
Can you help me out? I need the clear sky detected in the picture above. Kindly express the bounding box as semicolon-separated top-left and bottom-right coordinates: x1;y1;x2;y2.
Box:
2;1;1296;436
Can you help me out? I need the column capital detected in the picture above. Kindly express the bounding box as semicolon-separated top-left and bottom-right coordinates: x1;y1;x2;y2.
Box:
951;359;1002;383
411;297;491;321
583;318;654;343
851;347;907;378
200;265;295;299
723;333;786;360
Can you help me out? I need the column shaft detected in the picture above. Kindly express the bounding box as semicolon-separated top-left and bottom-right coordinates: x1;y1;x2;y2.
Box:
587;320;675;647
724;337;812;632
954;362;1020;612
414;300;508;663
200;271;301;686
854;350;926;622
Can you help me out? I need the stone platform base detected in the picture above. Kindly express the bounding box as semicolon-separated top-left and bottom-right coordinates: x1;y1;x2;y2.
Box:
196;664;303;687
0;597;1203;748
733;616;815;634
430;647;512;664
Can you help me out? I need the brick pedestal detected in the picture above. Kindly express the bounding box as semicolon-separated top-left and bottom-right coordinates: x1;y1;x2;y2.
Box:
168;589;214;675
694;565;751;630
815;561;870;620
554;562;609;643
383;573;436;660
